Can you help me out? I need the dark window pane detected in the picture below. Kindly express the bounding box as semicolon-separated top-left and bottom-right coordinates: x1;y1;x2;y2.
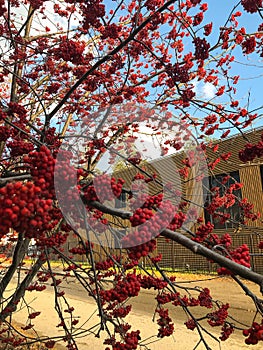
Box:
203;171;242;229
115;192;127;208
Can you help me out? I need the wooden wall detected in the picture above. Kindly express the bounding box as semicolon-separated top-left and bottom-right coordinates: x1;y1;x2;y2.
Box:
61;128;263;271
239;165;263;227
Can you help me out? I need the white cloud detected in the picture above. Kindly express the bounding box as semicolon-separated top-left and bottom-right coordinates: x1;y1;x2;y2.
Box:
202;82;217;99
193;79;216;100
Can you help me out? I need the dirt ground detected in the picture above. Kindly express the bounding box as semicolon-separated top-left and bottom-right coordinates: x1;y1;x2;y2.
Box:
5;272;263;350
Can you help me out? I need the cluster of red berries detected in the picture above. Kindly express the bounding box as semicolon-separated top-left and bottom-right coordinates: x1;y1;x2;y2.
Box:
86;138;105;156
168;211;186;231
132;172;145;181
28;311;41;319
171;63;190;83
104;328;133;348
137;275;167;290
204;23;213;36
156;291;199;307
100;273;140;303
105;330;140;350
220;323;234;341
156;292;178;305
7;140;34;157
126;200;175;248
87;211;108;233
55;154;84;226
69;241;94;256
156;308;174;338
239;138;263;162
242;36;256;54
47;82;61;94
54;151;76;190
0;334;24;348
44;340;56;349
110;305;132;318
202;114;218;130
25;145;56;198
198;288;213;308
127;239;157;260
6;102;27;122
164;138;183;151
193;37;210;60
185;319;197;330
178;166;189;179
51;278;62;287
193;222;214;243
207;303;229;326
37;271;50;283
205;194;241;223
176;294;200;307
0;125;10;141
81;0;105;30
101;23;121;39
243;320;263;344
217;244;250;275
37;230;68;248
181;88;196;106
193;12;204;26
208;233;232;249
239;198;259;222
64;306;74;314
83;175;125;203
26;282;46;292
189;0;201;5
95;256;116;270
127;156;141;165
62;264;77;272
130;193;163;211
231;244;251;267
44;127;61;148
21;323;34;331
130;207;153;226
28;0;45;9
52;36;86;65
0;181;53;238
150;253;162;264
241;0;262;13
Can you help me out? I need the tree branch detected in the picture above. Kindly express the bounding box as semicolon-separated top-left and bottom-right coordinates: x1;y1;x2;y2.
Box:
0;234;29;299
87;200;132;219
161;228;263;294
46;0;176;122
0;257;45;321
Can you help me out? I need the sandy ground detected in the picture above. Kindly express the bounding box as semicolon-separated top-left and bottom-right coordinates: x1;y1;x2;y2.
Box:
5;273;263;350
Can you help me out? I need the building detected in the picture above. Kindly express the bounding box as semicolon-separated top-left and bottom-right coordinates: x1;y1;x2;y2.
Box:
156;127;263;273
66;127;263;274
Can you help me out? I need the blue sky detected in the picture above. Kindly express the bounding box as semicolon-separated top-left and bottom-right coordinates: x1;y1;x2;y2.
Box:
47;0;263;138
206;1;263;118
184;0;263;137
55;1;263;175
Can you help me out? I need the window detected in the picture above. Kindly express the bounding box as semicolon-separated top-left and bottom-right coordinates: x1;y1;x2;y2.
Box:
115;191;127;208
204;171;242;229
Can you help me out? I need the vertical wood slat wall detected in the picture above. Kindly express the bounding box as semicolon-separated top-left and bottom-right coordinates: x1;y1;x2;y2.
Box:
239;165;263;227
156;231;263;274
63;128;263;273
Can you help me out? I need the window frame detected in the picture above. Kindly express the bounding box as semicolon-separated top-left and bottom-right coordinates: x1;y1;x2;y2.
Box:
115;191;127;209
204;170;242;229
